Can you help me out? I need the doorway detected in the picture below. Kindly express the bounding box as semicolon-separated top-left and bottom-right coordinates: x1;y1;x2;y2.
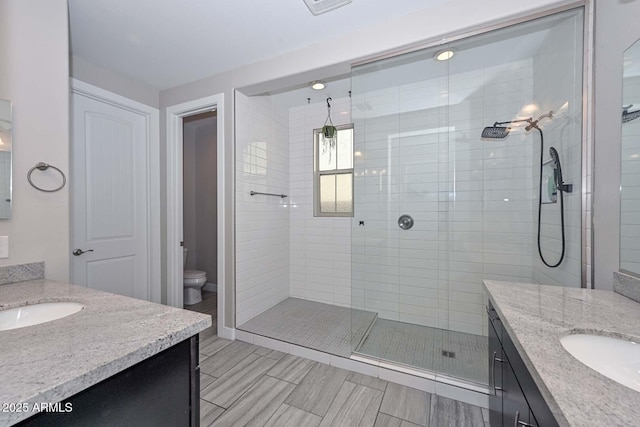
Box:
182;112;218;306
166;94;229;339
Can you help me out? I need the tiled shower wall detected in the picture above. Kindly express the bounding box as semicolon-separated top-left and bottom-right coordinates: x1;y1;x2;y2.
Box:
288;97;353;307
352;61;535;336
531;16;584;287
235;93;290;325
621;75;640;274
0;151;10;218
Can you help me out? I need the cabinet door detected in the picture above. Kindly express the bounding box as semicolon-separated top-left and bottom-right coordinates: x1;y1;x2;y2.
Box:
502;359;532;427
488;317;503;427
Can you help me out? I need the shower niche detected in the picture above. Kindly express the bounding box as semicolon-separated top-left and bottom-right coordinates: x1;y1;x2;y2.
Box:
234;6;586;395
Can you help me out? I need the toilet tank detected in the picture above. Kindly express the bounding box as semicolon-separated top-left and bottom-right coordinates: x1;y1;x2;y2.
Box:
183;248;188;270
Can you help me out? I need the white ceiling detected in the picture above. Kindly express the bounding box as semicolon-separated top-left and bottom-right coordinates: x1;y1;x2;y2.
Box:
68;0;448;90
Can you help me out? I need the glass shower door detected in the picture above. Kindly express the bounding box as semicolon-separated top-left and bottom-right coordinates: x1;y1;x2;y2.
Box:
350;45;452;376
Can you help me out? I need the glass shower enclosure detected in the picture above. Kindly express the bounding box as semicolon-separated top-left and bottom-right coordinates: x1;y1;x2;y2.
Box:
350;8;585;387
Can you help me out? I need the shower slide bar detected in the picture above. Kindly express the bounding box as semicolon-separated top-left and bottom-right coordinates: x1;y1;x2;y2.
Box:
250;191;287;198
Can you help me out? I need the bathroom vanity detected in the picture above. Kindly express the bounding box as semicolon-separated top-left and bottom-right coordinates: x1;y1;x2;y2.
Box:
484;280;640;427
0;279;211;426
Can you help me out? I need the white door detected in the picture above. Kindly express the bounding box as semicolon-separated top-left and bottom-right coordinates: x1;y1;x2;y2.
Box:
71;92;150;300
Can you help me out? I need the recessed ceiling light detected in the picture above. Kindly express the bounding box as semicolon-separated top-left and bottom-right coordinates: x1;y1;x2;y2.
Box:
435;49;455;61
311;81;326;90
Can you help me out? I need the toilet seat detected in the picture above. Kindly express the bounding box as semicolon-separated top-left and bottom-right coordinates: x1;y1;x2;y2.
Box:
184;270;206;279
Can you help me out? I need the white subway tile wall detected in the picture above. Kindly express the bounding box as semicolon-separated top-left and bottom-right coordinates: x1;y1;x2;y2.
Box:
0;151;10;218
235;11;586;340
621;75;640;274
235;93;290;325
289;97;353;307
531;17;584;287
352;60;538;336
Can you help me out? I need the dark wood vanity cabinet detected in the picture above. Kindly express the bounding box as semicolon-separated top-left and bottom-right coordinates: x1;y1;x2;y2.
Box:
17;335;200;427
487;302;557;427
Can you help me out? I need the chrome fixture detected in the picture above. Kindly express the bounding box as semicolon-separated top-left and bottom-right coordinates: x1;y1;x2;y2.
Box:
27;162;67;192
398;214;414;230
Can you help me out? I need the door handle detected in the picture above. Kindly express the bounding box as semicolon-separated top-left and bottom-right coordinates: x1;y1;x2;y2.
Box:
73;249;94;256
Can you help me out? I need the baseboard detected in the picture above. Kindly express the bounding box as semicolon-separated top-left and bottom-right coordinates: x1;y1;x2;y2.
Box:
203;282;218;292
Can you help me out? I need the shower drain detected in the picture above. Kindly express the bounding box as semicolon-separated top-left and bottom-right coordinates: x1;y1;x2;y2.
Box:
441;350;456;358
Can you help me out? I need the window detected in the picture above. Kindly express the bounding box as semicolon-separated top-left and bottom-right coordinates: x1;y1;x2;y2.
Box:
314;124;353;217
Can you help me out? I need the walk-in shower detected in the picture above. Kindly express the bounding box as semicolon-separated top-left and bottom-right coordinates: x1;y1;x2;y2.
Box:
234;7;585;394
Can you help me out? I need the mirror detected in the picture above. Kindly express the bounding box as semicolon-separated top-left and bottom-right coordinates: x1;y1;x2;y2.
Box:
621;40;640;275
0;99;11;219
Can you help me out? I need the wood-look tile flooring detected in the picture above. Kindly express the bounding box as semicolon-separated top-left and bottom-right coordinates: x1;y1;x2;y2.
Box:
187;292;490;427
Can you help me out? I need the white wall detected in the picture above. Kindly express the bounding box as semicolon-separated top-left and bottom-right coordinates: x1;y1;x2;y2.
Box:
288;97;352;307
0;0;69;280
235;93;290;325
71;55;160;109
594;0;640;289
160;0;580;328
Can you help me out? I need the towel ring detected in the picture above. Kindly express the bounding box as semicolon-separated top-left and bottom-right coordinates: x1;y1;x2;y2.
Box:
27;162;67;192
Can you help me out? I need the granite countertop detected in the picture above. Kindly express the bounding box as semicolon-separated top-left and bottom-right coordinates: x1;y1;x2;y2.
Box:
483;280;640;427
0;279;211;426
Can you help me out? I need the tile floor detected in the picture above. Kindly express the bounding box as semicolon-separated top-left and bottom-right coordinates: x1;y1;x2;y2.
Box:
187;292;490;427
237;298;377;358
356;319;488;385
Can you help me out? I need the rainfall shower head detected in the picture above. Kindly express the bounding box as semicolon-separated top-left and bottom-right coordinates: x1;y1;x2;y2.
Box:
481;125;511;139
481;118;532;139
623;105;640;123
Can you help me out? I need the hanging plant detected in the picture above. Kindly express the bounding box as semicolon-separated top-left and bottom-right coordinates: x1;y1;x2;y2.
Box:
322;97;337;157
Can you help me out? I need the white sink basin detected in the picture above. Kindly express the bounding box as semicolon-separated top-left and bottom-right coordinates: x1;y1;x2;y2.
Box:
0;302;84;331
560;334;640;392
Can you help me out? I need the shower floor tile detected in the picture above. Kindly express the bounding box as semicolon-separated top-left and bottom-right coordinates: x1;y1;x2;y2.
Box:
237;298;377;358
355;319;488;385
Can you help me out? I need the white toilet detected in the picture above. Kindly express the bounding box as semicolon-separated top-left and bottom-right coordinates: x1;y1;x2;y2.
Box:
183;248;207;305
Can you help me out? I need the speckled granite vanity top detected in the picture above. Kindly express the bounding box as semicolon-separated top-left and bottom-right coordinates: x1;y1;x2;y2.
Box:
484;280;640;427
0;279;211;426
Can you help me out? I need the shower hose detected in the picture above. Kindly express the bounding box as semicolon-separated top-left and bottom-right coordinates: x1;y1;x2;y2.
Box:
534;127;566;268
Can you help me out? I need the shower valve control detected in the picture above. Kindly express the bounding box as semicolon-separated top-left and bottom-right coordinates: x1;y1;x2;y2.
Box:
398;215;414;230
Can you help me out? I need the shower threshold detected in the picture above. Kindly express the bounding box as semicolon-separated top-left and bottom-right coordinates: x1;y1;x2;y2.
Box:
349;353;488;394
